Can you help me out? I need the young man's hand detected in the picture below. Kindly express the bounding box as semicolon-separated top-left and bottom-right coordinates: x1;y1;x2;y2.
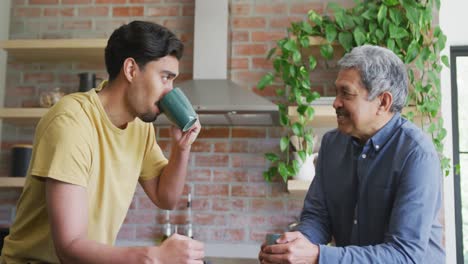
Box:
154;234;205;264
170;119;201;151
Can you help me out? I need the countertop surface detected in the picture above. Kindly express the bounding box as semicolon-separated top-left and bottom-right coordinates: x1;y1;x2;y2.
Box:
204;257;257;264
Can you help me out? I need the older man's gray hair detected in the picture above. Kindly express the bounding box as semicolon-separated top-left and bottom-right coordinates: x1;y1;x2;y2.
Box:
338;45;408;113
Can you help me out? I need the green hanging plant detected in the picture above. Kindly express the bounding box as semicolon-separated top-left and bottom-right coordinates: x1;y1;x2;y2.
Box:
258;0;450;182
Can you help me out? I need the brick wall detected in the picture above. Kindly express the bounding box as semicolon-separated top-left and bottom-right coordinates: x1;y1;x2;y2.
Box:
0;0;345;246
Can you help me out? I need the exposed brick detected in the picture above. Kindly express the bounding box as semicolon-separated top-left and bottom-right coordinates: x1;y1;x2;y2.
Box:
198;127;229;138
213;142;228;153
231;31;249;42
287;199;305;212
230;3;250;16
190;141;211;152
252;31;286;42
116;224;136;240
163;17;194;30
270;16;304;28
290;3;324;15
232;71;266;85
96;0;125;3
15;8;41;17
137;196;158;210
249;215;268;226
231;155;266;168
113;7;144;17
147;6;180;16
231;184;267;197
43;8;74;17
212;228;245;242
182;5;194;16
30;0;58;4
252;57;273;70
194;213;226;225
228;213;250;226
254;3;287;15
232;128;266;138
135;225;160;241
78;7;109;17
123;210;157;224
129;0;162;2
232;17;266;29
230;58;249;70
251;199;285;212
187;168;211;182
63;20;92;30
213;169;249;182
192;197;211;211
253;84;277;97
7;86;36;97
195;154;229;167
194;184;229;196
62;0;92;3
233;44;268;56
23;73;54;83
192;226;210;241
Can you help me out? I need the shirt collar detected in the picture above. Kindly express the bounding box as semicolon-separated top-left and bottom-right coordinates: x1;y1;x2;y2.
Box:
368;112;405;152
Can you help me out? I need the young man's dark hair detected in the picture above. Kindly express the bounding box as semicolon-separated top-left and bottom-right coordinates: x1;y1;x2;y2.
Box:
105;20;184;82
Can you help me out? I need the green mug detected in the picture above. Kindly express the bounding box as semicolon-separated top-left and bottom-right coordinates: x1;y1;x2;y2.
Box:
158;87;197;132
265;233;281;245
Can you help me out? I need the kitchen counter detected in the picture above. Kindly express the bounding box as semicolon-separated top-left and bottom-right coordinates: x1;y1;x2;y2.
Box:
205;257;257;264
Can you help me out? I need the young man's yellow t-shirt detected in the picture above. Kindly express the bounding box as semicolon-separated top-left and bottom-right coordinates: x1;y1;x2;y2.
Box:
1;82;168;263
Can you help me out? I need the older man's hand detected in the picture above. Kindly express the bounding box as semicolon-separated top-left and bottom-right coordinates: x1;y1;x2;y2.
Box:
258;231;319;264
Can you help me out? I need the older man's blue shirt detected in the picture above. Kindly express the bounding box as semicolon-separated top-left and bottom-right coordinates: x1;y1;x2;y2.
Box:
298;113;445;263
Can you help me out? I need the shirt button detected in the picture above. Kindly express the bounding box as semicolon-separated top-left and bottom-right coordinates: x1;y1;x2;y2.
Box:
375;145;380;150
354;219;358;224
361;154;366;159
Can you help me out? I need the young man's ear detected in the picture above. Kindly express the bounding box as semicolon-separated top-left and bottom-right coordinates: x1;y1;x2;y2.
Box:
122;58;138;83
377;91;393;114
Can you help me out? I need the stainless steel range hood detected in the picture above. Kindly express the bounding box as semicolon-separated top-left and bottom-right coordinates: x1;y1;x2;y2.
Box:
157;0;278;127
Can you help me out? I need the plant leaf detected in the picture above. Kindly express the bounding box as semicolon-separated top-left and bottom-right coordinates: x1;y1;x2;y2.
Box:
441;55;450;67
280;136;289;152
389;23;409;39
320;44;334;60
338;32;353;52
307;10;323;26
353;27;366;46
309;56;317;71
377;5;388;25
325;24;337;43
266;47;277;60
292;122;303;136
265;153;279;162
257;73;274;90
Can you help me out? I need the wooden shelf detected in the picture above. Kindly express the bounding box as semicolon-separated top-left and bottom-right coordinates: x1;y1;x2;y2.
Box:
0;177;25;188
0;108;49;125
287;179;311;197
0;39;107;63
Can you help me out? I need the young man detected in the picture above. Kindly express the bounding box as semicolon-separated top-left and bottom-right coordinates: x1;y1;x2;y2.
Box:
259;45;445;263
2;21;205;264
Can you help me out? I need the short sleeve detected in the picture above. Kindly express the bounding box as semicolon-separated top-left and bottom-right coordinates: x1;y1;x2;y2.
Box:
30;113;92;187
139;125;168;181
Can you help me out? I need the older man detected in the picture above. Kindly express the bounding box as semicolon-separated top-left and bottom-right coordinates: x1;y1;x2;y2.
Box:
259;45;445;264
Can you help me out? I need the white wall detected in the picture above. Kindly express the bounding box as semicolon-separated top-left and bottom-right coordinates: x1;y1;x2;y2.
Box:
440;0;468;263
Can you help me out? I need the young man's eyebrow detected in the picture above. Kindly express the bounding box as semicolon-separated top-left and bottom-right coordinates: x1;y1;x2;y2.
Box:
161;70;177;78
